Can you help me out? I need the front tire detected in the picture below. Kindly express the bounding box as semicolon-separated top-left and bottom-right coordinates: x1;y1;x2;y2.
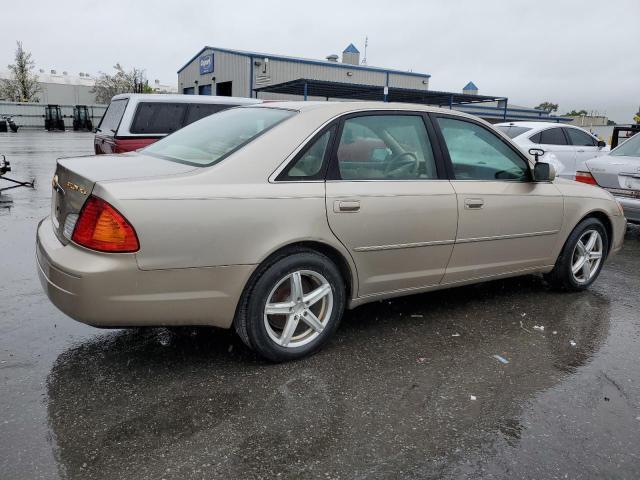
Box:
544;217;608;291
235;250;346;362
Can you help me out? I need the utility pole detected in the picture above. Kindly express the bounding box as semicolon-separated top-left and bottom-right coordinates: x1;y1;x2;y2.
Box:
361;36;368;65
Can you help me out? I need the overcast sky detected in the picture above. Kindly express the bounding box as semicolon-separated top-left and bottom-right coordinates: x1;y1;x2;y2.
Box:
2;0;638;122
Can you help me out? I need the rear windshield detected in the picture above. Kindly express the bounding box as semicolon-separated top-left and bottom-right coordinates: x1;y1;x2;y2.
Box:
611;132;640;157
97;98;128;135
496;125;532;139
143;107;296;166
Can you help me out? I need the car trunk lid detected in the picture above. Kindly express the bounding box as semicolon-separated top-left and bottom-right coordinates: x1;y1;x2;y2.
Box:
586;155;640;198
51;153;198;244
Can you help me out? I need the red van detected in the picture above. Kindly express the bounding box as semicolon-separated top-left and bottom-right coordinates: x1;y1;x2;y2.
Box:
94;94;261;154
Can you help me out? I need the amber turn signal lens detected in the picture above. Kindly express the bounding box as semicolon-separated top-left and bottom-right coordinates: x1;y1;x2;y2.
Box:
575;171;598;186
72;196;139;252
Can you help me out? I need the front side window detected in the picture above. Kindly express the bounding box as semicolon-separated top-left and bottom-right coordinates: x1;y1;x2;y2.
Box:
565;128;597;146
335;115;437;180
143;107;295;166
437;117;530;181
130;103;188;134
97;98;128;135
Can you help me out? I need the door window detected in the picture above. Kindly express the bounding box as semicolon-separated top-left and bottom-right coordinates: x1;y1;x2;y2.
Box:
130;103;188;134
533;127;568;145
565;128;597;146
280;128;334;179
335;115;437;180
437;117;530;181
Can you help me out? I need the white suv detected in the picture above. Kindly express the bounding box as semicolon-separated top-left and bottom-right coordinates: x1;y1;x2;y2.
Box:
496;122;608;179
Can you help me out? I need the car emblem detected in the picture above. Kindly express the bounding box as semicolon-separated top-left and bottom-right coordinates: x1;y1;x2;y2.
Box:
65;181;88;195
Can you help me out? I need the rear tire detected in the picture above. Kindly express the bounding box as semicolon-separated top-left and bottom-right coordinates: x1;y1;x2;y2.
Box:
544;217;608;291
234;250;345;362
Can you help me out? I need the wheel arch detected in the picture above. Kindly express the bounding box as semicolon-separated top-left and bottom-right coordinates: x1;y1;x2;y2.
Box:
235;240;358;321
579;209;613;251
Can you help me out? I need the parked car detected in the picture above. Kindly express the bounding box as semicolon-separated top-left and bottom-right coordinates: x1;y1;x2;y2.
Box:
496;121;607;179
575;129;640;224
38;102;625;361
94;94;260;154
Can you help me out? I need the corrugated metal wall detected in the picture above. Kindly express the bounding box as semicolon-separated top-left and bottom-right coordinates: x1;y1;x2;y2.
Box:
0;102;107;129
178;48;431;101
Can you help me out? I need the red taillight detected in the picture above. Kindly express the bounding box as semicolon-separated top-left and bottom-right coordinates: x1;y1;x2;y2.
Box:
72;196;139;252
575;171;598;185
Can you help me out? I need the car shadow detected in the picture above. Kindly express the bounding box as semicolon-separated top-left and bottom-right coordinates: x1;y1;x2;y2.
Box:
46;275;611;479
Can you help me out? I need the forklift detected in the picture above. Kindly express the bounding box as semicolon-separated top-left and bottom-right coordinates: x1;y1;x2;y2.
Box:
72;105;93;131
44;105;65;131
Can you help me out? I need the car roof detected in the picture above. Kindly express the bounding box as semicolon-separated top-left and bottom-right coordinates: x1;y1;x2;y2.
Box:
110;93;261;105
246;100;486;120
496;121;589;131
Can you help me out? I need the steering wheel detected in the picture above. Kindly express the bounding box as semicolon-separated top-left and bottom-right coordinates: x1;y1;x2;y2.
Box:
384;151;419;176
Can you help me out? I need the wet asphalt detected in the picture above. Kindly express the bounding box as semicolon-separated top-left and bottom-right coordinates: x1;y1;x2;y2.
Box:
1;130;639;480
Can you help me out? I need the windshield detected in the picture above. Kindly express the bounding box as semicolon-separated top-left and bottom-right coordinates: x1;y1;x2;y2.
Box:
610;133;640;157
143;107;295;166
496;125;532;139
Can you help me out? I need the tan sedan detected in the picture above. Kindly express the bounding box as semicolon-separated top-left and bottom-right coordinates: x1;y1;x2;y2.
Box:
37;102;626;361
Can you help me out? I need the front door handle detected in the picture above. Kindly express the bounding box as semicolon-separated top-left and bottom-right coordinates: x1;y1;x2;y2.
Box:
334;200;360;213
464;198;484;209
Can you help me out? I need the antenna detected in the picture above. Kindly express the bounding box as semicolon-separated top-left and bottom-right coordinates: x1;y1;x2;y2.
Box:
361;36;368;65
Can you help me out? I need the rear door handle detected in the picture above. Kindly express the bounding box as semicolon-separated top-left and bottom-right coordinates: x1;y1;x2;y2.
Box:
334;200;360;212
464;198;484;209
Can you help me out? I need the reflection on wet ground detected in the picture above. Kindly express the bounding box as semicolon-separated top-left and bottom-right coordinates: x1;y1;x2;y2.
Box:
1;131;640;479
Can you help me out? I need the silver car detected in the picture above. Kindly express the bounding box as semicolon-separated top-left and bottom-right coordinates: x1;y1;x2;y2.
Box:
37;102;626;361
575;132;640;224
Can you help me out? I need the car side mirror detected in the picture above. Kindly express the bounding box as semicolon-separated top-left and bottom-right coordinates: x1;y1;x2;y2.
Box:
597;140;606;148
528;147;545;162
534;162;556;182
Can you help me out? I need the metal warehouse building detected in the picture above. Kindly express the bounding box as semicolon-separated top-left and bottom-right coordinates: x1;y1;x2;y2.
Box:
178;44;570;124
178;44;431;100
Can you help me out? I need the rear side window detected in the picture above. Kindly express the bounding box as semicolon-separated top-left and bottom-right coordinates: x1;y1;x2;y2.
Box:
130;103;188;134
183;103;236;127
97;98;127;135
533;128;568;145
565;128;597;146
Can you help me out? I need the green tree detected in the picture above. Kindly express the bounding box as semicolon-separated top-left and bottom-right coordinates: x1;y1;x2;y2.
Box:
534;101;559;113
634;106;640;124
91;63;151;104
0;41;40;102
565;109;589;116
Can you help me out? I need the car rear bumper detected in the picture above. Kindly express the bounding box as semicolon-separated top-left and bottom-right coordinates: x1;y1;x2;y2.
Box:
614;195;640;224
36;216;254;329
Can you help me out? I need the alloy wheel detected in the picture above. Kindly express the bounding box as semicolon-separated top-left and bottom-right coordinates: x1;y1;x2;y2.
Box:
571;229;603;284
263;270;334;348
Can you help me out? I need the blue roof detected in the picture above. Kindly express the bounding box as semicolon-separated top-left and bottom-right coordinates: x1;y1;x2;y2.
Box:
343;43;360;54
178;46;430;78
463;81;478;91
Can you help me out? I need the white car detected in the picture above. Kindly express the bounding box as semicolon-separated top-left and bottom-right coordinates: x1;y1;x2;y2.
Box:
496;122;608;179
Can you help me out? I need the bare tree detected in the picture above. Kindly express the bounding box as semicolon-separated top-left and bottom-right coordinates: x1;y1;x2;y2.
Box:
0;41;41;102
91;64;152;104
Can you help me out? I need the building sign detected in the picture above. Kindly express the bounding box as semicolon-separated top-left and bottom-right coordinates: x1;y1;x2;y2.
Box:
199;54;214;75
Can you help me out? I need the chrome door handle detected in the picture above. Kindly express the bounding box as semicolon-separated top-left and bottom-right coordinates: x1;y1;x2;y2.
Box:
577;149;585;153
464;198;484;209
334;200;360;212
